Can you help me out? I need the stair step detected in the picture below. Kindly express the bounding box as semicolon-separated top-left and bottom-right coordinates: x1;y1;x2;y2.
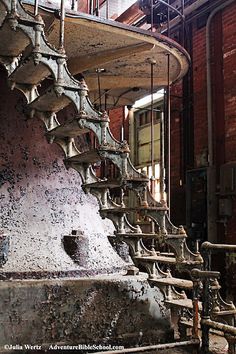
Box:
29;87;71;112
0;22;31;57
165;299;202;311
149;277;193;290
135;255;177;265
103;206;167;214
9;59;51;86
213;309;236;316
66;150;101;164
117;232;158;239
47;119;90;138
84;180;120;189
165;299;235;317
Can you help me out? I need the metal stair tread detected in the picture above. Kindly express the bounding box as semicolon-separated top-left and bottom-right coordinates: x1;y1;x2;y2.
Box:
0;20;31;57
9;59;52;86
149;277;193;289
116;232;159;239
29;88;71;112
102;206;168;213
83;175;150;189
165;298;202;311
135;255;177;264
47;120;90;138
83;180;120;189
66;150;101;164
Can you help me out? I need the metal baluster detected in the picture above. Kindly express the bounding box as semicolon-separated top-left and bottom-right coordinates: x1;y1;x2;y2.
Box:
34;0;39;16
59;0;65;51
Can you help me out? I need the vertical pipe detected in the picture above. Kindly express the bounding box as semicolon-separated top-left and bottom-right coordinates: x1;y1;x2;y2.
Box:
95;0;99;16
167;54;171;215
181;0;185;46
150;61;155;181
106;0;109;19
89;0;93;15
34;0;39;16
150;0;154;32
160;111;165;201
105;91;108;111
201;277;210;353
167;0;170;37
59;0;65;51
96;69;102;111
192;280;199;340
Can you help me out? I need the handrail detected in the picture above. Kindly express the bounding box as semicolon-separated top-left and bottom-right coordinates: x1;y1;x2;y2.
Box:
201;241;236;252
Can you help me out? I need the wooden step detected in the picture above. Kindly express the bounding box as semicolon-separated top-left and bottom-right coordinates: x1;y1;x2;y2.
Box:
9;59;51;86
149;277;193;290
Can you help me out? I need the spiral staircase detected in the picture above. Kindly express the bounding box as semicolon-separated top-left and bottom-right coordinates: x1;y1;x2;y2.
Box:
0;1;235;352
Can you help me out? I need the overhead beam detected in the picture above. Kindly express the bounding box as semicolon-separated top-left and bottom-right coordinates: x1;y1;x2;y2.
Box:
116;1;144;24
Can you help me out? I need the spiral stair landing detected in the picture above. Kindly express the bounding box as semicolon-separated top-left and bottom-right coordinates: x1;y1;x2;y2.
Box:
0;1;235;351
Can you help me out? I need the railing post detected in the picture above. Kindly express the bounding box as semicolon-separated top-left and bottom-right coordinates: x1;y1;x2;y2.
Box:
59;0;65;52
34;0;39;16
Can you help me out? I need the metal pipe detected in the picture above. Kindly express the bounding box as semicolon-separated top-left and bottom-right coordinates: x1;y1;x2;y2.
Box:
150;60;156;181
89;0;94;15
157;0;185;20
166;53;171;215
34;0;39;16
59;0;65;51
151;0;154;31
160;0;224;34
167;0;170;37
191;268;221;279
201;241;236;252
106;0;109;19
202;318;236;336
160;111;165;201
181;0;185;46
95;0;99;16
206;0;235;167
91;339;200;354
96;69;102;111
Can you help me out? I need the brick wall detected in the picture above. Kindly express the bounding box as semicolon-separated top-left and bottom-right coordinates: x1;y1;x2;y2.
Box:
222;3;236;244
169;2;236;298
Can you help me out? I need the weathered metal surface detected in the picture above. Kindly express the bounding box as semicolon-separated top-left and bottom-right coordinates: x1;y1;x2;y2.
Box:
0;274;171;349
0;68;124;274
0;232;9;267
31;4;190;107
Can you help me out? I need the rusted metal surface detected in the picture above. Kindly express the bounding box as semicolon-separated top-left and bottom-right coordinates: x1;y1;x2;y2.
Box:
0;274;171;348
0;68;125;274
0;232;9;268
